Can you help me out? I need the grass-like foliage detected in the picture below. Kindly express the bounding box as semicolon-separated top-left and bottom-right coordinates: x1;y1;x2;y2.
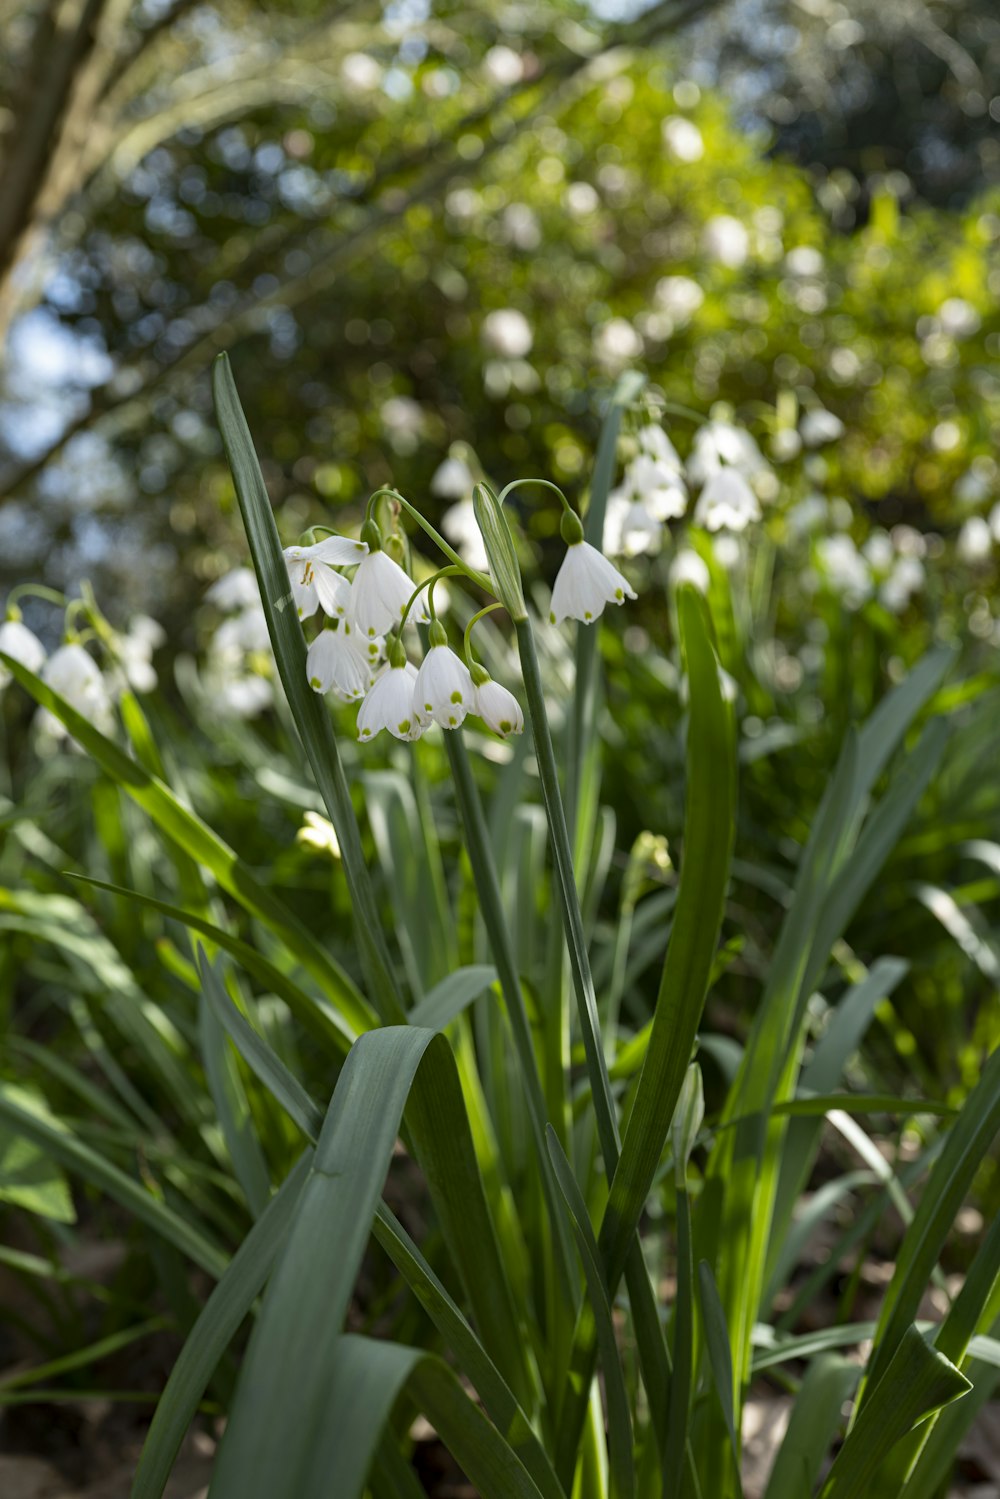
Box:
0;356;996;1499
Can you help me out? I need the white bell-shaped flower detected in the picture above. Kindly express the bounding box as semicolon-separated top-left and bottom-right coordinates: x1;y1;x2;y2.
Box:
693;469;761;533
206;568;259;611
550;511;636;625
0;617;46;686
414;622;474;729
431;455;475;499
39;643;115;736
350;546;428;640
356;656;422;742
669;550;711;594
635;427;684;474
306;619;376;702
472;672;523;738
283;535;366;620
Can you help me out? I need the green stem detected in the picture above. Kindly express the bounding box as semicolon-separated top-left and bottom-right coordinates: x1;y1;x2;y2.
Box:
463;602;505;670
515;615;620;1170
6;583;69;611
393;493;492;592
399;565;462;631
497;477;572;514
444;731;578;1307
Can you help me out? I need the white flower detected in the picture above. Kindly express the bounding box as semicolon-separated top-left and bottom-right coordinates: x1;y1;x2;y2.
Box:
937;297;980;340
957;516;992;563
306;619;376;701
550;541;636;625
206;568;259;611
800;408;845;447
283;535;366;620
482;309;533;359
703;215;749;269
990;502;1000;543
635;425;683;473
662;116;704;162
863;531;895;573
880;557;925;613
357;661;422;742
693;469;761;532
605;494;663;557
654;275;704;323
350;550;428;639
442;498;489;572
414;642;474;729
626;454;687;520
39;643;114;736
687;420;768;485
785;246;824;277
217;675;273;718
216;605;270;654
431;456;474;500
483;44;523;86
0;618;46;686
594;317;642;367
817;535;872;608
669;550;710;594
474;676;524;738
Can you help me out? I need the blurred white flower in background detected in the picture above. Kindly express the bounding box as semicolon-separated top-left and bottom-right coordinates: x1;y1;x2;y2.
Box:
483;44;524;87
936;297;980;340
880;556;925;613
38;643;115;739
787;493;828;536
669;550;711;594
482;309;533;359
661;116;704;162
0;618;46;686
703;215;749;269
784;245;824;277
565;182;599;217
115;614;165;693
341;53;383;92
441;498;490;572
990;502;1000;543
693;469;761;532
654;275;704;326
800;407;845;447
206;568;259;611
816;534;872;608
431;455;475;500
686;419;769;487
957;515;993;563
380;397;425;454
594;318;642;368
502;203;541;249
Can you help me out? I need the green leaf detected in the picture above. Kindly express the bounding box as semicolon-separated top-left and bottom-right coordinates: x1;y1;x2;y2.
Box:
600;584;735;1288
70;874;350;1057
262;1335;551;1499
820;1326;970;1499
0;651;372;1041
547;1127;634;1499
698;1259;742;1489
0;1085;226;1278
198;969;272;1217
857;1039;1000;1402
0;1124;75;1223
209;1026;534;1497
213;352;403;1024
408;964;499;1030
133;1152;313;1499
763;1355;858;1499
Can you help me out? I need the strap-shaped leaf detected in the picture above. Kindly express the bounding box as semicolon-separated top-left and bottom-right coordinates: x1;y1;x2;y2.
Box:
600;584;735;1287
0;651;371;1039
133;1151;313;1499
212;353;402;1023
820;1326;969;1499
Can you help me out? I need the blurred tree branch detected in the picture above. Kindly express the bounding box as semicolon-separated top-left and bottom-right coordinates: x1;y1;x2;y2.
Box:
0;0;720;505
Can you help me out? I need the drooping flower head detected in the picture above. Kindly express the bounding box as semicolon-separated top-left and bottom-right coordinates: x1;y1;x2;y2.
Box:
350;520;429;640
414;620;474;729
306;618;377;702
471;668;524;739
283;534;368;620
550;508;636;626
356;648;422;742
0;616;46;687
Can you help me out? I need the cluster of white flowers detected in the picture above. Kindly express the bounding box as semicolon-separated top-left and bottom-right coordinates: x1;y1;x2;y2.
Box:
204;567;274;717
283;472;642;744
0;597;166;743
603;416;771;562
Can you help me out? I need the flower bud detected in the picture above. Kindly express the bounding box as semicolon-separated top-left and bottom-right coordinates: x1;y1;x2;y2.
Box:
472;483;525;621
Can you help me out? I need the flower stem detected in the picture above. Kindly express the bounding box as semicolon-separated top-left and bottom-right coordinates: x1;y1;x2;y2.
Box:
444;730;578;1308
392;493;492;592
514;615;620;1172
462;601;505;670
